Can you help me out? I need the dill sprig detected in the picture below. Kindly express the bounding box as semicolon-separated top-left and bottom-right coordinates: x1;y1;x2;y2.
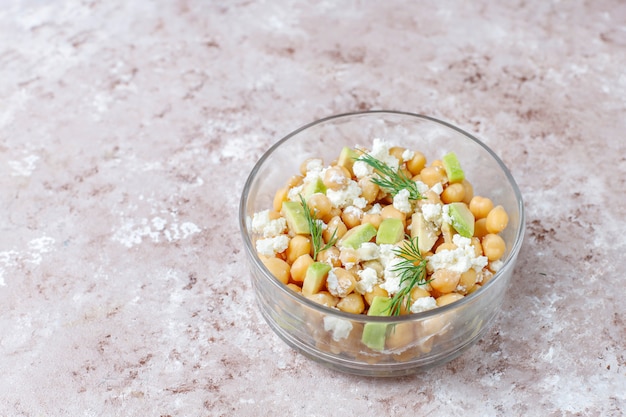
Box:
387;236;429;316
356;153;424;201
299;195;337;260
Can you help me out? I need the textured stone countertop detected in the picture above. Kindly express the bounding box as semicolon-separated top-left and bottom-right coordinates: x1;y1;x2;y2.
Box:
1;1;625;416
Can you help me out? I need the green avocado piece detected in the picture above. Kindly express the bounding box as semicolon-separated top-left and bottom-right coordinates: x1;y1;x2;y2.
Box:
362;296;392;351
338;223;377;249
302;262;332;296
302;177;327;199
376;218;405;245
442;152;465;183
281;201;310;235
447;202;475;238
337;146;360;176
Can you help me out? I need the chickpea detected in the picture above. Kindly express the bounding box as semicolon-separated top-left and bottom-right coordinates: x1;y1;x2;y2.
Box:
323;165;351;191
441;183;466;204
361;213;383;229
273;187;289;212
286;235;312;264
336;293;365;314
435;242;457;253
327;267;357;298
324;216;347;242
482;233;506;261
419;166;446;188
389;146;407;162
322;207;342;223
486;205;509;234
341;207;363;229
307;193;332;220
260;257;290;284
358;176;380;204
469;196;494;219
470;237;484;257
286;283;302;293
410;286;431;300
380;204;406;225
364;284;388;306
290;254;314;282
317;246;341;267
406;151;427;175
436;293;464;307
429;269;461;294
458;268;477;294
474;218;489;239
286;174;303;188
361;260;384;277
462;179;474;205
306;291;339;307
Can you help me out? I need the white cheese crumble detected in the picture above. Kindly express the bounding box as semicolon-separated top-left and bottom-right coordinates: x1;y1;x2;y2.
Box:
353;197;367;209
378;243;398;268
303;160;325;183
427;234;488;274
410;296;438;313
305;158;324;174
323;315;353;341
441;204;453;225
489;260;504;273
352;138;400;179
343;205;363;221
415;180;430;196
251;210;287;237
380;268;402;295
378;243;403;295
393;188;412;213
421;203;443;227
356;242;380;261
255;235;289;256
402;149;415;162
367;203;382;215
326;180;363;208
356;267;379;294
430;182;444;195
287;184;304;201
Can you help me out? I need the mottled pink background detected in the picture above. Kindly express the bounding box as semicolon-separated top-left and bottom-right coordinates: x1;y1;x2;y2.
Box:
1;1;625;416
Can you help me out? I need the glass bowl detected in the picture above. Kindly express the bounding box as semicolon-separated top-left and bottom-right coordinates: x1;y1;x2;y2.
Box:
239;110;525;377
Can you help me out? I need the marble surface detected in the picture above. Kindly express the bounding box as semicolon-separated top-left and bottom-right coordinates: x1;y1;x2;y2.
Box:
1;0;625;415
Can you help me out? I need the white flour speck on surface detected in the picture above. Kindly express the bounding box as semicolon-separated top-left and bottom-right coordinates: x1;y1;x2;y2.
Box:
9;155;40;177
112;216;201;248
27;236;56;265
0;250;20;286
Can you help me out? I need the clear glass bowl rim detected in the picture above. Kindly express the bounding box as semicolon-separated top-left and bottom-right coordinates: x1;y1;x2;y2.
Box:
239;110;525;324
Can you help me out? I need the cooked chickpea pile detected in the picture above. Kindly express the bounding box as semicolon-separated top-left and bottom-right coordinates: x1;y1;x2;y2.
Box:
251;139;509;316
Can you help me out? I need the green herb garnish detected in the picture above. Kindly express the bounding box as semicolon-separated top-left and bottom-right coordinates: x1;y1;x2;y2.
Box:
387;236;429;316
357;153;424;201
299;195;337;260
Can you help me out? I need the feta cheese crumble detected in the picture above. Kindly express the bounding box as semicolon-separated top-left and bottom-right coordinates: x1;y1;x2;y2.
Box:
427;234;488;274
410;296;438;313
251;210;287;237
352;138;400;179
356;267;379;294
421;203;443;227
393;188;412;213
255;235;289;256
323;316;353;341
326;180;364;208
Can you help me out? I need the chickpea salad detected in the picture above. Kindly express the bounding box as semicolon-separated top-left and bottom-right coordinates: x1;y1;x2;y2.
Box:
250;139;509;321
